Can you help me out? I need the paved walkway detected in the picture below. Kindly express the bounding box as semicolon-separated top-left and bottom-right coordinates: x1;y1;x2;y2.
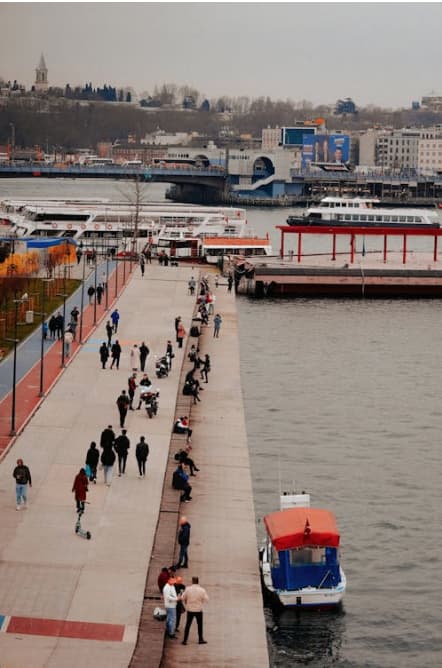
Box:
0;263;269;667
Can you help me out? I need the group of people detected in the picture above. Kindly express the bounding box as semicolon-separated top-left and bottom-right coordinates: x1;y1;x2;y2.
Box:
70;428;151;513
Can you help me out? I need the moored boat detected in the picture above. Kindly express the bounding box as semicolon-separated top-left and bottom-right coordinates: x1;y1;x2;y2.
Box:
287;196;440;229
259;492;346;609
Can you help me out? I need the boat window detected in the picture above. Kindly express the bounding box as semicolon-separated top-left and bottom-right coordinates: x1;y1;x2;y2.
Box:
391;216;398;222
376;216;383;222
360;215;367;222
348;203;353;208
341;202;347;208
367;215;374;222
384;216;391;222
344;214;352;221
353;215;359;221
414;216;422;223
271;546;280;567
399;216;406;223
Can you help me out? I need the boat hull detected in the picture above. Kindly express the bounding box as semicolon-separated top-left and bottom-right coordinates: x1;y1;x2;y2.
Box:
261;565;346;609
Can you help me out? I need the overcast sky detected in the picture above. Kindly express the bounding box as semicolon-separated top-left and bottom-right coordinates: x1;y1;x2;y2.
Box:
1;2;441;108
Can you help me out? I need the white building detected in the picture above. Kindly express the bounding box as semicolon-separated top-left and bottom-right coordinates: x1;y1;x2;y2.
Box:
418;137;442;173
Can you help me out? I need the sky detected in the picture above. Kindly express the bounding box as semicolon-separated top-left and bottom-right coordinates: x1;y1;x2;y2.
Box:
0;2;441;109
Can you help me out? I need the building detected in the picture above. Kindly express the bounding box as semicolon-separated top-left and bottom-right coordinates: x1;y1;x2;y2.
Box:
34;54;48;93
262;126;282;151
418;136;442;173
359;126;442;170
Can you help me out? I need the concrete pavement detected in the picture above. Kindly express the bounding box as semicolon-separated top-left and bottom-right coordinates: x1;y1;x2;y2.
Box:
0;262;197;667
0;262;269;667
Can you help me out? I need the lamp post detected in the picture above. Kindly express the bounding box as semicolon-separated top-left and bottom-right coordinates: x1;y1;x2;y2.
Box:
105;250;110;310
7;293;27;435
114;254;119;298
79;249;87;343
37;278;53;396
57;290;68;368
93;246;98;325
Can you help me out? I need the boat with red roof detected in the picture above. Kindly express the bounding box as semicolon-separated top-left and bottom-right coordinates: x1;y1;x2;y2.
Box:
259;491;346;608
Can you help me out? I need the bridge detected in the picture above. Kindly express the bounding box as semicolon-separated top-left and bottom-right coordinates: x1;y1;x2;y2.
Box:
0;163;228;203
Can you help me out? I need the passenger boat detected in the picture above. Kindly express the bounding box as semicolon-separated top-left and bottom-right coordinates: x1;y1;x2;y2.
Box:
0;198;272;261
287;196;440;228
259;491;346;609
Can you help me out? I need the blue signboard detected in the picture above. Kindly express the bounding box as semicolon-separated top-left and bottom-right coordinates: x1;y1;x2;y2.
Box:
302;134;350;168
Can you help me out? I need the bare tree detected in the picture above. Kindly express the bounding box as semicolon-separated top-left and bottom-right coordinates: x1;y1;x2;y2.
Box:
118;177;149;255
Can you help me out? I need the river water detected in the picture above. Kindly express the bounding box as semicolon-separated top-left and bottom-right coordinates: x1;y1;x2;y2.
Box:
2;180;442;667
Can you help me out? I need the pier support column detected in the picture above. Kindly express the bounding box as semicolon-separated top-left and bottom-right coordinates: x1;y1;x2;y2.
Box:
280;230;285;259
332;234;336;261
350;233;355;264
434;235;438;263
297;232;302;263
402;234;407;264
383;235;388;263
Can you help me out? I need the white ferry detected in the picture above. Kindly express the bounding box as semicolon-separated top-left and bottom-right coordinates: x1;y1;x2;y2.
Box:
287;196;440;228
259;491;346;609
0;198;272;262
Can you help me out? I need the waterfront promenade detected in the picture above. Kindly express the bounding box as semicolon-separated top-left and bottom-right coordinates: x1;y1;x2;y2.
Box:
0;262;268;667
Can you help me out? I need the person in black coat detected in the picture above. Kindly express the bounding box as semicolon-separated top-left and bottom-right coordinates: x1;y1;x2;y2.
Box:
100;446;116;486
99;342;109;369
135;436;149;477
110;340;122;369
96;284;104;305
175;517;191;569
105;320;113;347
54;312;64;340
85;441;99;483
139;342;149;372
100;425;115;450
49;315;57;339
114;429;130;476
87;285;95;305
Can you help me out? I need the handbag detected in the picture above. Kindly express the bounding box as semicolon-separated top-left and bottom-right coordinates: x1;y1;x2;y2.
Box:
85;464;92;479
153;606;167;621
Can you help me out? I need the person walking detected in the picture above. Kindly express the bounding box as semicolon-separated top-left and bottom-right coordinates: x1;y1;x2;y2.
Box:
100;445;116;486
116;390;130;428
175;516;191;569
128;373;137;409
111;308;120;333
48;314;57;339
200;354;211;383
129;345;138;372
96;284;104;305
114;429;130;476
105;320;113;347
177;320;186;349
174;316;181;342
140;256;145;277
100;425;115;450
87;284;95;305
174;576;186;633
12;458;32;510
64;329;74;358
99;342;109;369
110;340;122;369
55;312;64;340
181;576;209;645
72;468;88;513
135;436;149;477
163;576;178;639
139;342;149;372
227;275;233;292
213;313;222;338
70;305;80;324
85;441;99;483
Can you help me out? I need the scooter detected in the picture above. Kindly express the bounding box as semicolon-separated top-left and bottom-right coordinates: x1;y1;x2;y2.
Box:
155;355;169;378
144;390;160;418
75;505;92;540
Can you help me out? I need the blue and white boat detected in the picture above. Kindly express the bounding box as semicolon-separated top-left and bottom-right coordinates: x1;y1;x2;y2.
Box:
259;492;346;608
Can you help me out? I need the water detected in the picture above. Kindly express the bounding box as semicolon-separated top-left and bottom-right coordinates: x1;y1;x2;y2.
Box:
2;180;442;667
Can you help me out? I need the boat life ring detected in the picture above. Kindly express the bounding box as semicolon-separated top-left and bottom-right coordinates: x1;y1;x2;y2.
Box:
81;223;86;230
94;224;100;230
67;223;73;230
237;211;241;217
106;224;112;230
51;222;57;229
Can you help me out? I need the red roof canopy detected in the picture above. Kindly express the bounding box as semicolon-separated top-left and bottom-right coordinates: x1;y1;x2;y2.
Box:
264;508;340;551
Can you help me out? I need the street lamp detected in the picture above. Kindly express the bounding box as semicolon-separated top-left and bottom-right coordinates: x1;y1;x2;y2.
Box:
79;249;87;343
105;250;110;309
114;253;119;298
6;292;28;435
93;246;98;325
56;290;68;367
37;278;53;396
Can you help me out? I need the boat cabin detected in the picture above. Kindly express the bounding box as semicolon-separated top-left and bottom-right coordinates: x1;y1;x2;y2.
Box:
264;507;341;592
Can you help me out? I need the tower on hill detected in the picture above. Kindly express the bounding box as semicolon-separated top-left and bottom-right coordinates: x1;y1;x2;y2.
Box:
34;54;48;92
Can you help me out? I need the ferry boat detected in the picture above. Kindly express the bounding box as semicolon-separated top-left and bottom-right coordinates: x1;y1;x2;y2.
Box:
0;198;272;262
287;196;440;229
259;491;346;609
